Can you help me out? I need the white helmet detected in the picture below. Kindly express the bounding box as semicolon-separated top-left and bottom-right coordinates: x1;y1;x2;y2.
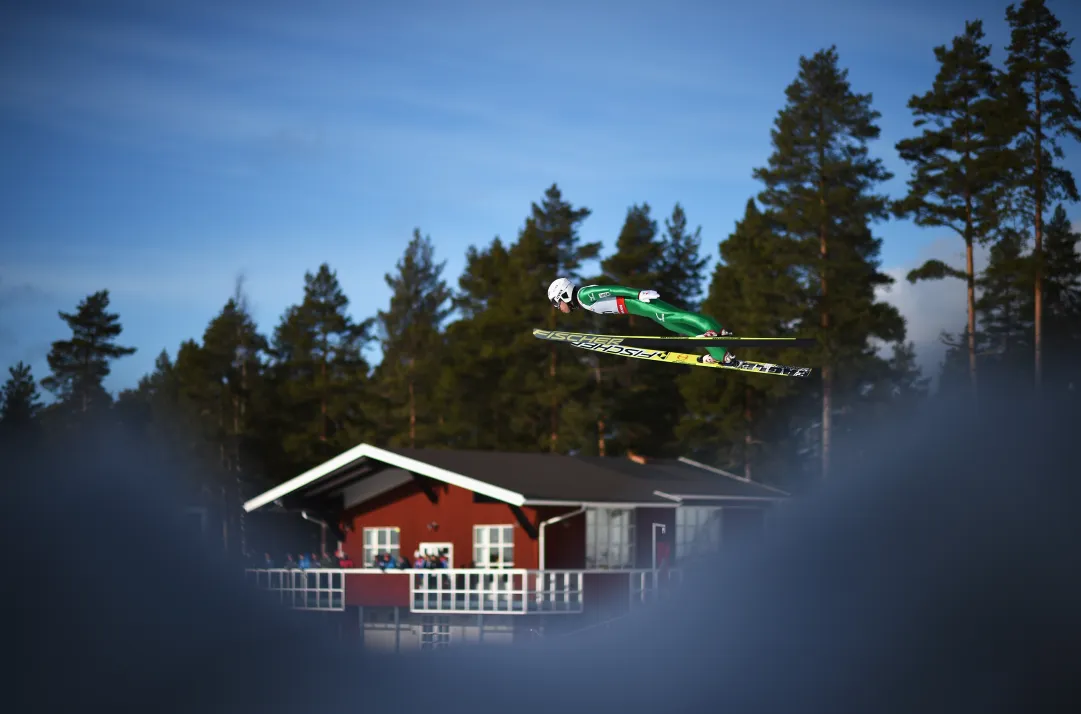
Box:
548;277;576;308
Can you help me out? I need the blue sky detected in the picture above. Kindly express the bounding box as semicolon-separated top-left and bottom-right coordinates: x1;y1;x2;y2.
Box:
1;0;1079;394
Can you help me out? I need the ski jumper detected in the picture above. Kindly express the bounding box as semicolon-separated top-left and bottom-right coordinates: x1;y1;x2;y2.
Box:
574;285;730;361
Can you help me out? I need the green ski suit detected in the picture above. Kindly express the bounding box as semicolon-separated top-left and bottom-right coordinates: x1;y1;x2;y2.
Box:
574;284;730;361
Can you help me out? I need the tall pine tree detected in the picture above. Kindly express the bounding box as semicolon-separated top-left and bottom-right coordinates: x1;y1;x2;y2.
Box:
656;203;709;312
41;290;136;417
199;282;270;556
375;229;452;448
596;203;664;455
515;185;599;452
1042;205;1081;389
0;361;43;441
677;199;804;484
269;264;373;473
894;20;1016;395
753;46;904;478
441;185;598;453
975;227;1034;384
440;237;521;449
1004;0;1081;388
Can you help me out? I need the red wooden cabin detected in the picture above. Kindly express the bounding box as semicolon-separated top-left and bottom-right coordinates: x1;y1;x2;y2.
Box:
243;444;787;650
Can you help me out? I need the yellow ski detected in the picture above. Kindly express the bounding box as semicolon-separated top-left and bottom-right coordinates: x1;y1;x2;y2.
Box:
533;329;812;378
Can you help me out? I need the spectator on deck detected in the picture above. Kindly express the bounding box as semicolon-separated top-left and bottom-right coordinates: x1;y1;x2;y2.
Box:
298;553;312;570
262;553;275;568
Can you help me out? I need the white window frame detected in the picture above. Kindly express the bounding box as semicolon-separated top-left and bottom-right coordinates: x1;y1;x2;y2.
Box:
362;526;401;567
473;524;515;568
417;541;454;566
420;615;451;649
585;508;636;569
675;506;721;561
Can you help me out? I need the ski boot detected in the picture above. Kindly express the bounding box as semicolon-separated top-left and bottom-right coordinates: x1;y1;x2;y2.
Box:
696;330;737;365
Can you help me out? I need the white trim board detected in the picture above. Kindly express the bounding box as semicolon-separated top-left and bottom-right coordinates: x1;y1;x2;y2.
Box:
676;456;791;496
242;443;527;512
652;490;785;503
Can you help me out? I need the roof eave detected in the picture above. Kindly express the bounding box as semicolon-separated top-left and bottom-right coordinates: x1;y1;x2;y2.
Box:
523;499;680;509
676;456;792;496
653;490;787;503
242;443;528;512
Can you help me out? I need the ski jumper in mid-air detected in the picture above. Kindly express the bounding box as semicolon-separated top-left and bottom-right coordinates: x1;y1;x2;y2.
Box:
547;277;736;365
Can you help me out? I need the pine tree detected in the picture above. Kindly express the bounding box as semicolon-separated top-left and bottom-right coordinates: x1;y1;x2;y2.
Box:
863;342;930;411
440;185;598;453
676;199;805;484
975;228;1034;384
1004;0;1081;388
513;185;599;452
600;204;663;311
198;282;271;556
440;238;520;450
113;349;172;430
1042;205;1081;389
169;338;224;471
587;203;711;458
41;290;136;416
269;264;373;473
594;204;664;455
375;229;452;448
656;203;709;312
201;283;269;474
886;342;931;406
894;20;1016;396
0;361;43;440
752;47;904;478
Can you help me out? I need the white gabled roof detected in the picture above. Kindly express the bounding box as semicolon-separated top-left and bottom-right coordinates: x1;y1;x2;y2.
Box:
242;443;527;512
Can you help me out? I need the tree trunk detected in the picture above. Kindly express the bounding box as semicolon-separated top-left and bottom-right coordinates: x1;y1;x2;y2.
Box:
963;163;978;397
743;385;754;481
595;361;606;457
408;357;417;448
549;347;558;452
966;237;978;397
320;356;328;443
548;306;559;452
1033;72;1044;392
819;183;832;480
238;354;248;557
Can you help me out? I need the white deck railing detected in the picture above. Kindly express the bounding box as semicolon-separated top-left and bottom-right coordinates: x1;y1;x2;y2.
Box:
246;568;346;611
244;567;682;615
410;569;583;614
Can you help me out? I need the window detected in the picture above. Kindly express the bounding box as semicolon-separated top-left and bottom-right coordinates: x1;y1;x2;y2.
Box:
473;525;514;568
362;527;400;566
420;615;451;649
675;507;721;560
586;508;636;569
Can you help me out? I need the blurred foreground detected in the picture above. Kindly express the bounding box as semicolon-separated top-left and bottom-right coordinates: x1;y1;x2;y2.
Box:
6;382;1080;714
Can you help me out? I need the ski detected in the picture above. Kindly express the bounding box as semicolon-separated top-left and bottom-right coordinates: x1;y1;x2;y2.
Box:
531;329;814;350
533;329;812;378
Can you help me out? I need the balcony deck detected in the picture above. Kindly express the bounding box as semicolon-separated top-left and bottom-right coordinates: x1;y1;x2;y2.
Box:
245;567;682;615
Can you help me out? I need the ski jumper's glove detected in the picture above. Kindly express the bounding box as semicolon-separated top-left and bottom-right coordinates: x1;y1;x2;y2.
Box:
638;290;660;302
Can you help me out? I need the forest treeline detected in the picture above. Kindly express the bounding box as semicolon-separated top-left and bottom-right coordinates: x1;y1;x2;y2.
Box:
3;1;1080;507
